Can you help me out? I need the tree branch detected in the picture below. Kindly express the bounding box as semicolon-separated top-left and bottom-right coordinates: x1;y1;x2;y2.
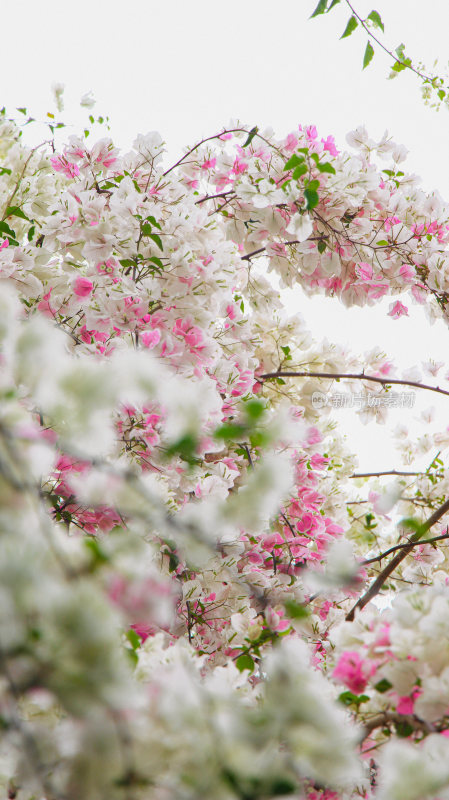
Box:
346;499;449;620
362;710;435;739
350;470;424;478
260;370;449;398
361;530;449;565
344;0;438;87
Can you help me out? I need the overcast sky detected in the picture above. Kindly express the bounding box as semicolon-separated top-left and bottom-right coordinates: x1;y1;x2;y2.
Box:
5;0;449;471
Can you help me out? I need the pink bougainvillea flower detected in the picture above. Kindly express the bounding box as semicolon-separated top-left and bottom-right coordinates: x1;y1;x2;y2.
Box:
141;329;161;349
73;276;93;297
50;155;80;179
201;158;216;170
332;651;375;694
355;261;373;281
388;300;409;319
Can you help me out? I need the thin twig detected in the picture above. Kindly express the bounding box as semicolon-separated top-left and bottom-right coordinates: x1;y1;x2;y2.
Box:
350;470;424;479
260;370;449;398
346;499;449;620
361;530;449;565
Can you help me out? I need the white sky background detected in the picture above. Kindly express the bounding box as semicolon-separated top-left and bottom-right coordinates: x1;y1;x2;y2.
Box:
4;0;449;473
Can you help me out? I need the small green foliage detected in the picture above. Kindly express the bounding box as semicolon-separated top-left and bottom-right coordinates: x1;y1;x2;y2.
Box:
374;678;393;693
84;537;110;568
401;517;425;537
149;255;164;272
236;653;255;672
243;127;259;148
214;422;246;441
145;214;161;230
284;599;309;619
5;205;29;220
317;239;327;254
270;776;296;795
310;0;328;18
126;628;141;651
284;154;305;171
316;161;336;174
395;720;414;737
148;232;163;251
165;433;200;465
304;187;319;210
338;691;370;707
244;398;265;422
292;163;308;180
341;15;358;39
363;41;375;69
364;513;377;531
367;9;384;31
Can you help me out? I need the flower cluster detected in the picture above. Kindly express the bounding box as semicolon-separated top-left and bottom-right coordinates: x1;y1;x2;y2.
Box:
1;107;449;798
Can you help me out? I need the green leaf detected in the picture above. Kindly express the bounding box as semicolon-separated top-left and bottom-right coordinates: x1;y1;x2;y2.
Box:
292;163;308;180
0;221;16;238
367;9;384;31
284;599;309;619
146;214;161;230
374;678;393;693
395;721;414;738
149;255;164;271
340;15;358;38
316;161;336;174
0;166;12;176
84;537;109;566
363;41;375;69
236;654;254;672
5;205;29;221
214;422;245;441
438;89;446;101
306;179;320;191
17;107;27;115
338;691;370;707
328;0;341;8
165;434;201;466
244;398;265;421
391;59;410;74
27;225;35;242
149;232;163;251
317;239;327;254
242;126;258;148
269;776;296;795
310;0;328;17
284;154;305;171
249;430;269;448
119;258;135;269
126;628;141;650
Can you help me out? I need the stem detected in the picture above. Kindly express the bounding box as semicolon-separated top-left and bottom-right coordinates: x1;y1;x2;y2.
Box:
163;128;262;177
344;0;438;86
346;498;449;620
362;710;435;739
350;470;424;479
362;530;449;565
260;370;449;398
